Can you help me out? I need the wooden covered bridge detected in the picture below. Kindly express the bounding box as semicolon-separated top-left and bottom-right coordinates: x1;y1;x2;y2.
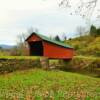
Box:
26;32;74;60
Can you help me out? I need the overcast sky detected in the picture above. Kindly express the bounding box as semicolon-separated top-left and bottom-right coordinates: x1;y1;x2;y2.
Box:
0;0;100;45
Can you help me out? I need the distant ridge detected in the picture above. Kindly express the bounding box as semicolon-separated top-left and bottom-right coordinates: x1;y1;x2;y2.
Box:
0;44;15;49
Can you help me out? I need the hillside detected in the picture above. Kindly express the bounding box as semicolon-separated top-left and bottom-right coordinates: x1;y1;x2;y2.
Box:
65;35;100;57
0;44;14;49
0;69;99;99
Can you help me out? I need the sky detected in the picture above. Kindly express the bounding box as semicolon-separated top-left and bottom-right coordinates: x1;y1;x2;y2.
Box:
0;0;100;45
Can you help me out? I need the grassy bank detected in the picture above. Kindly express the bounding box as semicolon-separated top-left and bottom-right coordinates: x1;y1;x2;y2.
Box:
0;56;40;60
0;56;100;76
0;69;99;99
60;56;100;77
0;56;41;74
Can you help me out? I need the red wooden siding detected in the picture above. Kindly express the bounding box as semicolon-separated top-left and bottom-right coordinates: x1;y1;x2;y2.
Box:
27;34;41;42
43;41;74;59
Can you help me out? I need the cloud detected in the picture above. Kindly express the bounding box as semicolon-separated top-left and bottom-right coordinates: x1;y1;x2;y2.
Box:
0;0;99;45
0;0;57;11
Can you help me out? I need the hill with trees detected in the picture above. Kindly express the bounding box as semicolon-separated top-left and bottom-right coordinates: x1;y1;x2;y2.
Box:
65;25;100;57
66;35;100;57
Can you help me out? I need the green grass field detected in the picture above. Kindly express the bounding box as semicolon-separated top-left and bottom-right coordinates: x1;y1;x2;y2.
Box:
0;69;99;100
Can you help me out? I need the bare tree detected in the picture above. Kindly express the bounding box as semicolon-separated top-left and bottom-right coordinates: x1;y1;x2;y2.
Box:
62;33;67;41
76;26;86;36
12;33;29;56
43;0;99;19
17;33;28;44
27;27;39;34
59;0;99;19
14;27;39;56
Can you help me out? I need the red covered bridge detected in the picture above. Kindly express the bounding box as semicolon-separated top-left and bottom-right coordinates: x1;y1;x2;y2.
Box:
26;32;74;59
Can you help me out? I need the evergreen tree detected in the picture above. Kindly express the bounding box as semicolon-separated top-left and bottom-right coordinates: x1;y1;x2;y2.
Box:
96;28;100;36
90;25;97;36
54;35;61;41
